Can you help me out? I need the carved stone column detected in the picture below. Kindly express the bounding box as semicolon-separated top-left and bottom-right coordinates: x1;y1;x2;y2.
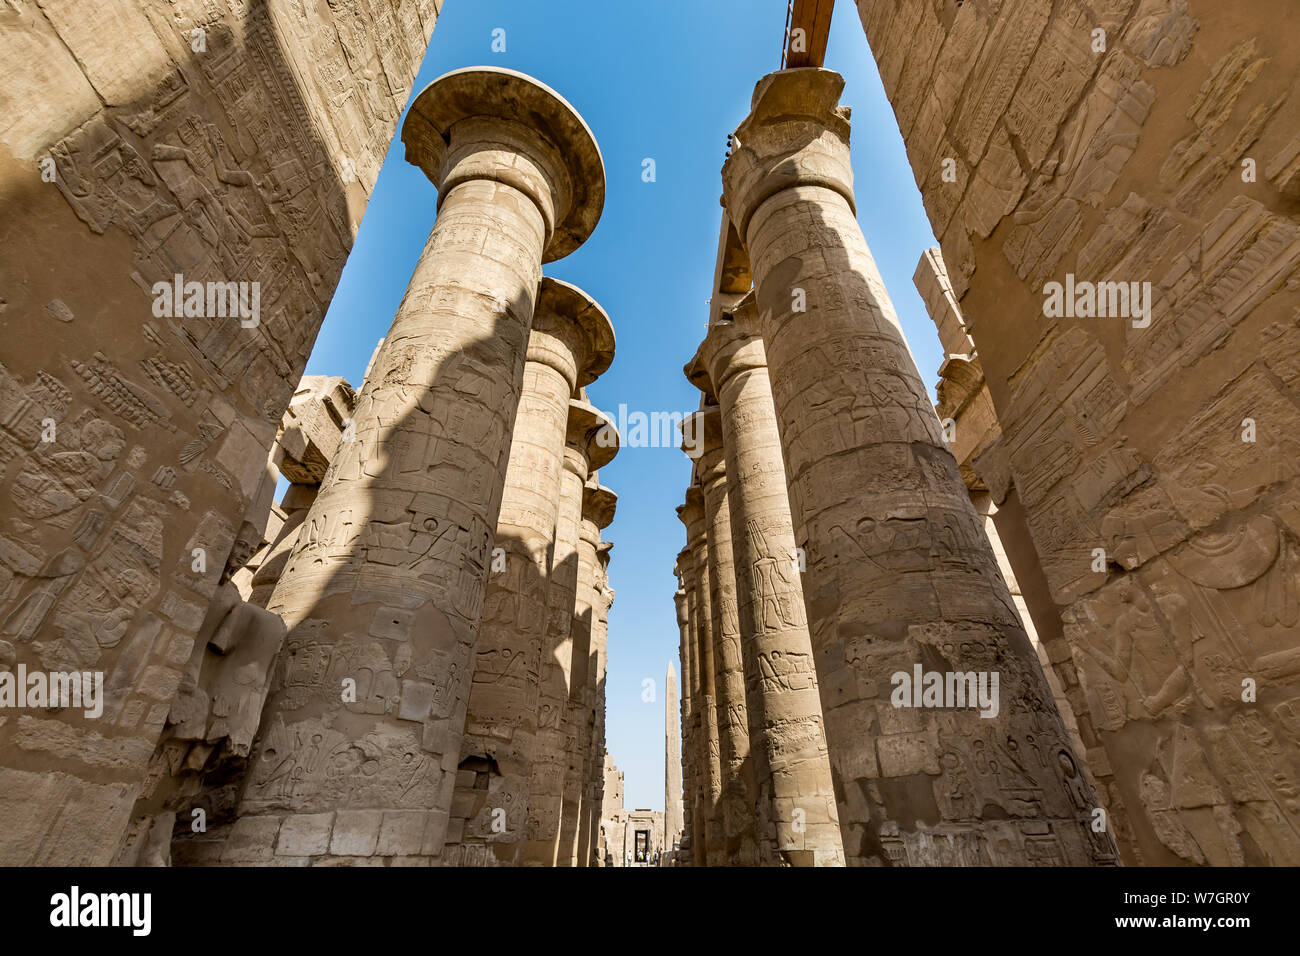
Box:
560;478;615;865
689;305;845;866
581;537;615;865
683;406;761;865
722;68;1113;866
672;557;696;866
677;485;724;865
526;400;616;864
449;278;613;864
234;68;604;865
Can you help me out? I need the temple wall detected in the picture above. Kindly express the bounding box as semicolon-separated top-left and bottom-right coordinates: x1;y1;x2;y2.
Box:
858;0;1300;864
0;0;439;865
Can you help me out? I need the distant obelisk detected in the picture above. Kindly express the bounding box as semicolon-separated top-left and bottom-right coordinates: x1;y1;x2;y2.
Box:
665;661;684;853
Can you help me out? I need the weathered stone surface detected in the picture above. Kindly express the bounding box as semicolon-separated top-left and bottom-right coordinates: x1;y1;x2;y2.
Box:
524;399;616;865
665;661;684;855
581;534;615;865
682;405;762;865
673;550;702;865
0;0;439;865
914;248;1089;774
690;299;845;866
857;0;1300;865
448;279;614;865
228;67;604;865
559;478;615;865
598;753;668;866
721;67;1113;866
676;486;725;864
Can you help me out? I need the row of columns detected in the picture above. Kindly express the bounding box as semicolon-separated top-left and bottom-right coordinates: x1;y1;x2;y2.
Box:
673;68;1116;867
206;67;618;865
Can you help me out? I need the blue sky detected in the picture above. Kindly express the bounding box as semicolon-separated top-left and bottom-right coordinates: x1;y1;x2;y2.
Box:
306;0;939;811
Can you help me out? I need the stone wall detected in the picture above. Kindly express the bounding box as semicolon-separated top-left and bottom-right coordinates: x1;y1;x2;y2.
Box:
0;0;439;865
857;0;1300;865
914;248;1086;762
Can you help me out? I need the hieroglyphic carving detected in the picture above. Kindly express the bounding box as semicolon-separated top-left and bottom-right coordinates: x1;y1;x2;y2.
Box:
721;65;1114;866
0;0;440;864
855;0;1300;864
217;67;605;866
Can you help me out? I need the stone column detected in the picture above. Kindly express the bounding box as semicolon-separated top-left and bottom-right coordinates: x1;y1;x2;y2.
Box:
233;68;605;865
526;400;616;864
721;68;1112;866
665;661;684;853
683;406;761;865
672;559;696;865
689;306;845;866
581;538;615;865
560;478;616;865
912;247;1090;784
449;278;613;864
677;486;724;865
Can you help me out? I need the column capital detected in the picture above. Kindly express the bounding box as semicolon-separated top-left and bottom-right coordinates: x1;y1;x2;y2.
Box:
677;485;707;547
693;291;767;394
673;546;693;587
565;398;619;476
582;480;618;532
530;277;616;391
680;405;724;486
580;481;617;550
403;66;605;262
721;68;854;242
683;351;717;404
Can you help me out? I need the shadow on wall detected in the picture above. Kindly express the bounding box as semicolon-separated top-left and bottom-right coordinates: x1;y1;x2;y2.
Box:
0;0;417;864
165;269;557;865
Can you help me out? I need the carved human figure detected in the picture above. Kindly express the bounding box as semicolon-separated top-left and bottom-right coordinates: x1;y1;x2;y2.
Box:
720;68;1112;865
451;280;614;865
234;68;605;863
681;406;762;865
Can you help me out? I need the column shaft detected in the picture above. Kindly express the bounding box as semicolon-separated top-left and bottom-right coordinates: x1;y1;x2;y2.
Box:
680;490;724;864
527;454;584;864
453;350;569;860
243;176;545;860
450;278;613;865
558;515;597;865
698;317;845;866
673;578;696;865
581;545;613;864
685;579;707;863
698;439;762;865
722;68;1113;866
